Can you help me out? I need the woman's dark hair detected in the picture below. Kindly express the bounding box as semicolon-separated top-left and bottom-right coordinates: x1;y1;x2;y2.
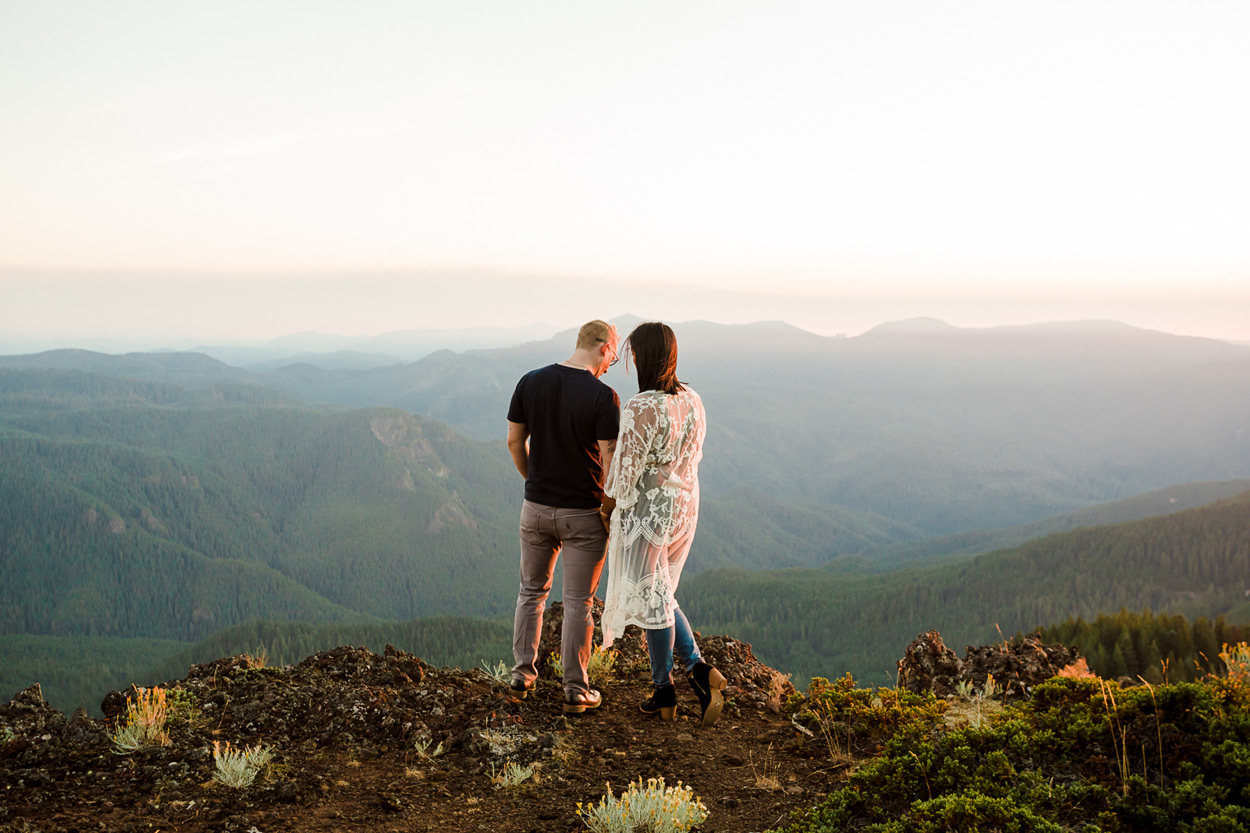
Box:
626;322;685;395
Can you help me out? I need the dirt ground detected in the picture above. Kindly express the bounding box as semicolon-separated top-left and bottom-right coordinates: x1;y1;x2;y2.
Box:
0;611;859;833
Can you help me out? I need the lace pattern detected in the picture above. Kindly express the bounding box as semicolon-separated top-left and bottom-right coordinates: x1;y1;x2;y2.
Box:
601;388;706;647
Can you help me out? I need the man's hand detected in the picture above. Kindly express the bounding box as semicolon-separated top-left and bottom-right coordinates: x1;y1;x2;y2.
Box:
598;497;615;532
507;421;530;479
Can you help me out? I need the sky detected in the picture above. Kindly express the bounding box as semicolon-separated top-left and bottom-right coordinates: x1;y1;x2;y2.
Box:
2;1;1249;351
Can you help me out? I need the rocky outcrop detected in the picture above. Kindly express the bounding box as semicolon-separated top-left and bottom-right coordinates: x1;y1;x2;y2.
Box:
141;508;166;532
426;496;478;533
897;629;1085;701
896;630;965;698
370;413;449;479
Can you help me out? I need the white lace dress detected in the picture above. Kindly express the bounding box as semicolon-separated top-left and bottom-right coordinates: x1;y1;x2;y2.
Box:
600;387;707;648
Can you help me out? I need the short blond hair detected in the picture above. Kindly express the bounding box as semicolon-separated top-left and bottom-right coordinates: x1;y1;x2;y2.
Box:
576;320;617;350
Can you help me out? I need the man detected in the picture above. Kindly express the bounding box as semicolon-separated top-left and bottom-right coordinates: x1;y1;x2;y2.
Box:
506;320;620;713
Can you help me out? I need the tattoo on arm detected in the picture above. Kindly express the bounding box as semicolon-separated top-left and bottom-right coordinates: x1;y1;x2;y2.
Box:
605;439;617;452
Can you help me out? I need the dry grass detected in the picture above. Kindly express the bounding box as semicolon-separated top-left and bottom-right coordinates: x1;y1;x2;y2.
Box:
766;669;793;711
1220;642;1250;684
547;733;580;769
549;645;619;686
807;698;855;767
241;644;269;670
750;743;783;791
1057;657;1096;679
109;687;170;754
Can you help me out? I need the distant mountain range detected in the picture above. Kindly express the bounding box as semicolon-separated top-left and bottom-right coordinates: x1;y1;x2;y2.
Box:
6;317;1248;540
185;323;561;369
4;317;1250;712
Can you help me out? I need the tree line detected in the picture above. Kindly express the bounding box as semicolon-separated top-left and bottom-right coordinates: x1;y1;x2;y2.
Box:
1039;608;1246;683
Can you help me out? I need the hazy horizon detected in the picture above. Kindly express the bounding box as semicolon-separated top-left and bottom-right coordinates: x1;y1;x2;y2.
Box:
4;294;1250;358
3;2;1248;349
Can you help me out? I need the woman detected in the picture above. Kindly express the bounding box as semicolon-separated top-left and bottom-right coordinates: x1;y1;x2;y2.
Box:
600;322;727;726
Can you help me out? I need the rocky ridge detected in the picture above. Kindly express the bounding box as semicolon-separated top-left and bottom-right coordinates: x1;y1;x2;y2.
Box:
1;619;1085;833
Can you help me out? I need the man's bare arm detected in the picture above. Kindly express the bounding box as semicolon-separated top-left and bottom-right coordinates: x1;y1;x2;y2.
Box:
507;421;530;479
598;437;617;522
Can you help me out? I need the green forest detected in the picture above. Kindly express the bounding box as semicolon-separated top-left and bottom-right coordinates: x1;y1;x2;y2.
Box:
0;368;521;642
1039;608;1246;683
682;491;1250;685
0;634;189;717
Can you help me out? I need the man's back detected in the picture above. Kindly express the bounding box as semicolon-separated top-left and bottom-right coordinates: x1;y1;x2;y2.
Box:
508;363;619;509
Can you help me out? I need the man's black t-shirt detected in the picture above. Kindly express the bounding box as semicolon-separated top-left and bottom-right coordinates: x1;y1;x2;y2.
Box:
507;364;620;508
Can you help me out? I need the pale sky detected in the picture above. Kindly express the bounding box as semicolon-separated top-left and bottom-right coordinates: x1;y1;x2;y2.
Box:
2;1;1249;349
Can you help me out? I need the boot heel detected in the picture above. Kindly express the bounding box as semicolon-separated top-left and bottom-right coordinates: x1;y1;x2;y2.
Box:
702;667;726;728
659;705;677;721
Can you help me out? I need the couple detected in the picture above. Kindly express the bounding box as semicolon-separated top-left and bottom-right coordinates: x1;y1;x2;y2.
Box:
505;319;727;726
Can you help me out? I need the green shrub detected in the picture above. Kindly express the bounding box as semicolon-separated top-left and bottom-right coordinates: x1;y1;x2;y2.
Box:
781;675;1250;833
788;673;947;757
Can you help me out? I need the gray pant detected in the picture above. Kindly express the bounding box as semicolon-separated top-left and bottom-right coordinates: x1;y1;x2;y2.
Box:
513;500;607;696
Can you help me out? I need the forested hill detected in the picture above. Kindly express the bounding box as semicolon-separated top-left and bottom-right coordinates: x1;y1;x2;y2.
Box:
683;489;1250;687
0;368;521;643
853;478;1250;570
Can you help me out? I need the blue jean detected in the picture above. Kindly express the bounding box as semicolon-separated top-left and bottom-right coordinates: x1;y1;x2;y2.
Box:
645;606;703;687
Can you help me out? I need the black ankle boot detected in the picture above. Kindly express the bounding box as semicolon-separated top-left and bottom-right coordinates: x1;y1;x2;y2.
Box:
688;662;727;727
639;684;678;720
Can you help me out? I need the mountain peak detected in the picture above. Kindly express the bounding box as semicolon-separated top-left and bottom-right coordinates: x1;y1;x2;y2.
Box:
860;317;960;337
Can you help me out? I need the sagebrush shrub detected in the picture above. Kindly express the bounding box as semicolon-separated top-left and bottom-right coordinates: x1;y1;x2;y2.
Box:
211;741;274;788
490;761;534;789
479;659;510;684
578;776;708;833
413;735;445;760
